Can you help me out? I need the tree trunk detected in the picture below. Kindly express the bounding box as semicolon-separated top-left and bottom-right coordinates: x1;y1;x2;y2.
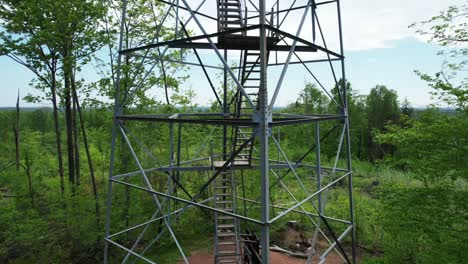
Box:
62;40;78;191
24;153;34;207
158;52;170;105
51;71;65;197
73;94;80;186
71;77;101;225
15;91;20;172
64;61;76;189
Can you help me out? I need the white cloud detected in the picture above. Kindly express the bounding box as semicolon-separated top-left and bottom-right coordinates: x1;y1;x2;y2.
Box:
341;0;465;50
183;0;465;53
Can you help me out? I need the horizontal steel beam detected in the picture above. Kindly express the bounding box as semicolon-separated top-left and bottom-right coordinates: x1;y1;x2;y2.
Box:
169;42;318;52
238;197;351;225
111;178;264;225
127;53;224;70
116;114;345;125
265;25;343;58
107;197;213;239
111;163;318;179
120;25;261;54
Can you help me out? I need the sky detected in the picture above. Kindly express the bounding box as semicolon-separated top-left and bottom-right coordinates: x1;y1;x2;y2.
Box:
0;0;464;108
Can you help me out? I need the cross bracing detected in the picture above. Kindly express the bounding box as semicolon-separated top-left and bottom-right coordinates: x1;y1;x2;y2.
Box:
104;0;356;263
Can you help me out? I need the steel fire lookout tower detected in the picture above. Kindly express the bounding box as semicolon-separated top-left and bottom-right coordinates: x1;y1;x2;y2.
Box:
104;0;355;263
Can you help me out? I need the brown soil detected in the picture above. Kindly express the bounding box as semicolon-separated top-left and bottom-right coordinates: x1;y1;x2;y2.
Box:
182;250;214;264
180;249;346;264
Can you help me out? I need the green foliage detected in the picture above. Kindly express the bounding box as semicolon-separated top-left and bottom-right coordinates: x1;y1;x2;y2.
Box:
365;85;401;160
400;98;415;117
376;109;468;184
289;83;330;114
365;85;400;131
89;0;189;109
0;0;108;102
411;4;468;112
375;183;468;263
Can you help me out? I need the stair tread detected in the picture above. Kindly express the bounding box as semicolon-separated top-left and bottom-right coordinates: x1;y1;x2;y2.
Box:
218;223;235;228
217;232;237;236
218;251;237;256
218;215;235;219
218;241;236;246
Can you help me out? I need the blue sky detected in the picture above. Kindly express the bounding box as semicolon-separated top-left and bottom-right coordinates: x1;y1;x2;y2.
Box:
345;37;444;108
0;0;461;108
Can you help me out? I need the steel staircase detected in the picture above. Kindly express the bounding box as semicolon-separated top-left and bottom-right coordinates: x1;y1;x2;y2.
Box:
214;1;266;263
218;0;245;33
214;167;242;264
232;50;263;166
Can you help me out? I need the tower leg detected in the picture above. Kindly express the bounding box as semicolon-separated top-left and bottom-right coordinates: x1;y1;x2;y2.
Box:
258;0;270;263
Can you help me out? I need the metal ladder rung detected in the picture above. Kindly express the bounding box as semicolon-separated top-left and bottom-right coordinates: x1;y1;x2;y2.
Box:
222;14;241;18
220;21;242;25
217;232;236;237
219;259;238;264
218;224;235;229
217;193;233;197
218;241;236;246
218;215;235;220
218;251;237;256
219;8;241;12
216;200;233;204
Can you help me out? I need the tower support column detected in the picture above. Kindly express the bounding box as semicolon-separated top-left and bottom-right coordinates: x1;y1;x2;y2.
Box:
258;0;270;263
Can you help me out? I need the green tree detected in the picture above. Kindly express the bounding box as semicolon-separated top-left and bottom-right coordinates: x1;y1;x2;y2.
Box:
290;83;329;114
376;183;467;263
0;0;65;194
90;0;189;109
0;0;107;233
376;4;468;184
365;85;401;160
330;79;368;159
376;109;468;184
411;4;468;112
400;98;414;118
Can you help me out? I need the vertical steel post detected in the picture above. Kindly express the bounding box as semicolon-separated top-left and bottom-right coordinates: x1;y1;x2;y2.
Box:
104;0;128;263
169;122;174;222
309;121;323;262
311;1;316;42
176;122;182;199
337;0;356;263
276;0;279;64
259;0;270;262
223;49;228;161
315;122;322;214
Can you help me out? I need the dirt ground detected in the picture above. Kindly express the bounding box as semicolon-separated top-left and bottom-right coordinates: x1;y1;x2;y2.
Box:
180;249;346;264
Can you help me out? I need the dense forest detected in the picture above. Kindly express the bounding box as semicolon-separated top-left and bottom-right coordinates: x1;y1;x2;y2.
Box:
0;1;467;264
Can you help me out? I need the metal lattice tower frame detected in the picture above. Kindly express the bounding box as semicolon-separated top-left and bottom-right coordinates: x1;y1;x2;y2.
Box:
104;0;356;263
